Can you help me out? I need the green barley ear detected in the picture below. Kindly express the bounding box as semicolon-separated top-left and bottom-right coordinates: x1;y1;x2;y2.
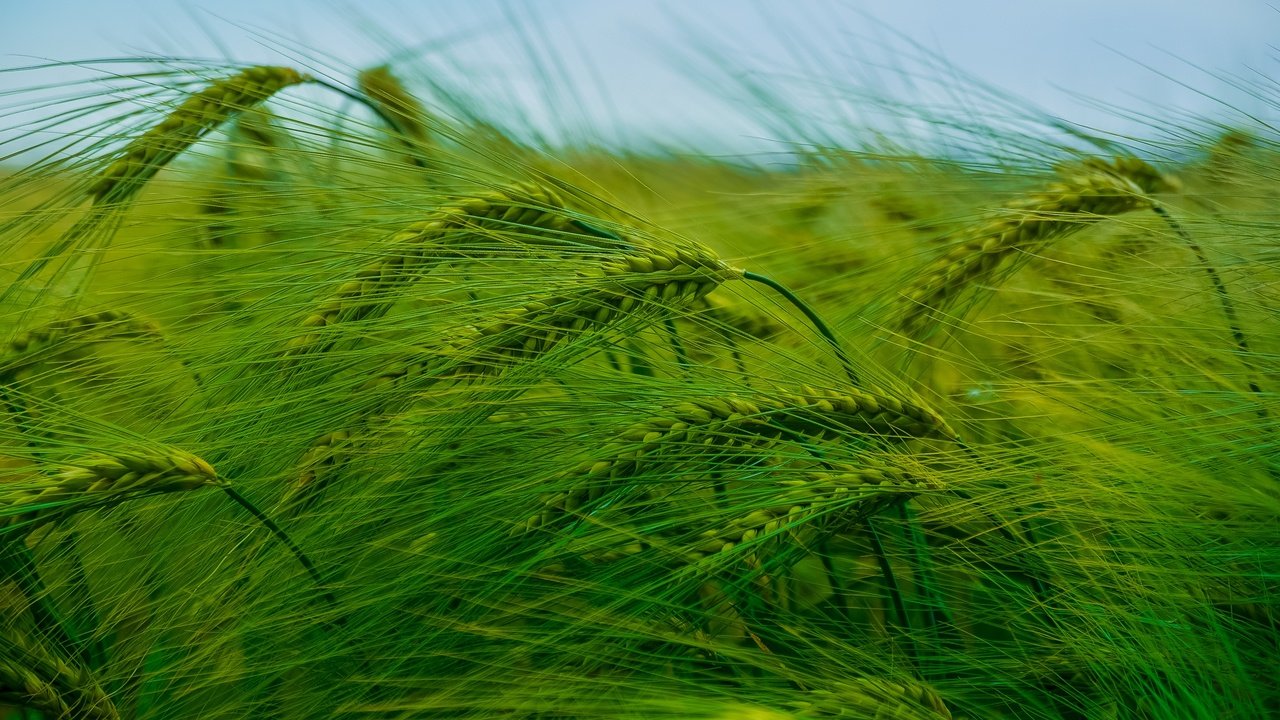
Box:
91;66;310;206
357;64;438;170
1;449;217;534
0;627;119;719
897;157;1167;333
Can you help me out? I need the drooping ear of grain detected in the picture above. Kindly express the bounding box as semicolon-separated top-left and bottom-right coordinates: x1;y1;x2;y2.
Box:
90;66;309;205
550;463;928;576
897;158;1173;332
678;465;928;567
280;245;741;515
423;245;741;378
0;310;165;382
2;448;218;533
0;629;119;720
283;182;595;361
522;388;953;534
358;65;436;167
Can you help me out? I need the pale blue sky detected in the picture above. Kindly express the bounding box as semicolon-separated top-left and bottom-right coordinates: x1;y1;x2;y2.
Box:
2;1;1277;153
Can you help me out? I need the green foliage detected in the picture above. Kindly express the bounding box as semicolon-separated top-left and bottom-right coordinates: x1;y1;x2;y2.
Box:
0;42;1275;720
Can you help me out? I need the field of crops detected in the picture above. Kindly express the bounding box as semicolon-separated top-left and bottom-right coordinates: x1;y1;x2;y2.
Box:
0;53;1276;720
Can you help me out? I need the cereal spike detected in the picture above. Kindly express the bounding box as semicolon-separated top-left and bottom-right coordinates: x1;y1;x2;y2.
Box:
90;66;309;204
2;448;219;532
899;158;1172;332
0;309;163;380
666;466;926;570
286;246;740;516
520;387;952;534
428;248;740;378
0;626;119;720
358;65;434;149
284;183;593;360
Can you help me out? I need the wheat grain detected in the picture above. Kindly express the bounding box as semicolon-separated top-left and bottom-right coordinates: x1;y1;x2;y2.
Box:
284;182;605;359
0;628;118;719
898;157;1173;331
90;66;308;205
2;448;218;532
358;65;436;169
521;387;953;533
1;310;164;381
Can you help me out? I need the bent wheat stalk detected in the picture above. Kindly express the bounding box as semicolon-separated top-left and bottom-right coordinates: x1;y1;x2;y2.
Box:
1149;207;1268;401
742;270;861;385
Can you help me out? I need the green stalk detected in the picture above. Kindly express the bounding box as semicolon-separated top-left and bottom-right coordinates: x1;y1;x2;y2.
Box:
218;484;340;615
742;271;859;386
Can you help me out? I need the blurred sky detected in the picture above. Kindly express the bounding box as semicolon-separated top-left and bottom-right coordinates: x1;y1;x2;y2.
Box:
2;0;1278;154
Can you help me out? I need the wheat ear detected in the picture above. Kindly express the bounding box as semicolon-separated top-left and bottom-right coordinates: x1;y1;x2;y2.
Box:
683;466;927;567
357;65;436;169
2;67;309;309
0;628;118;720
90;66;309;205
352;244;739;390
553;463;927;573
898;157;1170;332
280;246;738;513
1;449;217;533
424;247;740;378
0;448;336;616
1;310;168;381
284;182;616;360
521;388;952;534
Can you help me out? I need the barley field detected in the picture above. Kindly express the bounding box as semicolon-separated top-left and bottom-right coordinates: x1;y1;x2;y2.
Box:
0;35;1276;720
